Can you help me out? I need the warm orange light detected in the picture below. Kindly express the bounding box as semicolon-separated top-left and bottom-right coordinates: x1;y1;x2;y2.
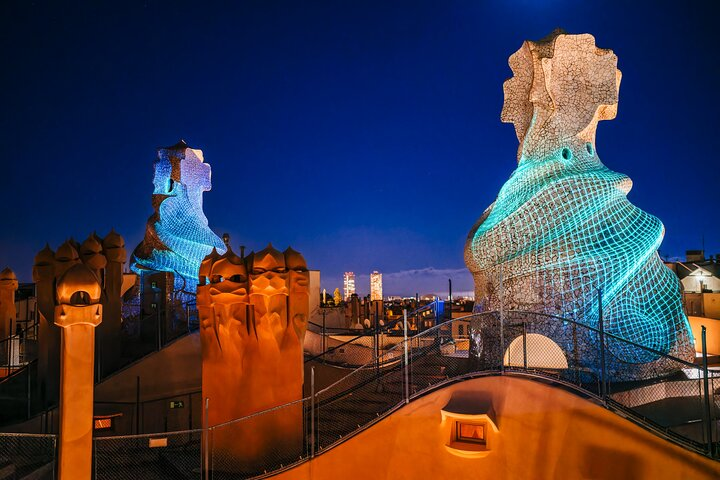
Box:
441;410;498;458
199;244;310;472
94;418;112;430
148;438;168;448
457;422;485;444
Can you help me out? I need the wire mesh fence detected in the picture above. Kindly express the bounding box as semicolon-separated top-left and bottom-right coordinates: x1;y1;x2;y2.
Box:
314;343;405;454
0;360;37;424
407;320;473;398
304;325;421;368
115;289;198;382
498;311;602;394
94;390;202;437
304;301;447;369
94;429;201;480
86;309;719;479
603;332;718;452
208;398;308;479
0;432;56;480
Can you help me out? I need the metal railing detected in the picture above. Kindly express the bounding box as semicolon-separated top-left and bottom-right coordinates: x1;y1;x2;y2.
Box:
0;432;57;479
90;308;719;478
118;294;198;376
304;303;446;368
0;318;39;371
94;429;201;480
94;389;203;437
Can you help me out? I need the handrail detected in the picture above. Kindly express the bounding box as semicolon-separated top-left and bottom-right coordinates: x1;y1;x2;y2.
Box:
304;333;368;363
505;310;702;370
0;431;57;439
313;324;455;401
311;338;438;410
209;396;310;430
0;319;39;343
96;427;202;441
0;358;37;386
90;308;719;479
307;321;358;332
299;309;713;440
305;313;428;365
407;301;440;316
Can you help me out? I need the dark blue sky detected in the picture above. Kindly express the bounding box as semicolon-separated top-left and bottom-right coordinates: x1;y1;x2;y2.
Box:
1;1;717;295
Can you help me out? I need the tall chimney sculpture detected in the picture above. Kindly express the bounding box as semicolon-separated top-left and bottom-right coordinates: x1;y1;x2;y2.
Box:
131;140;226;293
198;244;310;474
34;233;125;409
54;261;102;480
33;234;124;479
464;30;694;380
0;267;18;344
97;231;126;377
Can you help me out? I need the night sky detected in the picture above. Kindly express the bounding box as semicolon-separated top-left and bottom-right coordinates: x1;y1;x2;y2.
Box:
1;1;717;296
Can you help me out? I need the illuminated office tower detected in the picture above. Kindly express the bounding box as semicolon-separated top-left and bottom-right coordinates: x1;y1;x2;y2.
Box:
370;271;383;301
343;272;356;301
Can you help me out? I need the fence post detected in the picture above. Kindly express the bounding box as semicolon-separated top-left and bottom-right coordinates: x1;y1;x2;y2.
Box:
135;376;141;435
310;366;316;458
499;270;504;373
9;317;13;367
522;321;528;370
322;310;326;358
403;309;409;404
702;326;714;455
156;309;162;352
204;398;209;480
26;366;31;419
572;322;579;384
186;304;190;332
374;319;380;378
598;289;607;402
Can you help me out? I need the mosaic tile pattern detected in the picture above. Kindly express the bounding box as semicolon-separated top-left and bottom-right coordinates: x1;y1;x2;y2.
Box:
131;141;227;292
464;31;695;375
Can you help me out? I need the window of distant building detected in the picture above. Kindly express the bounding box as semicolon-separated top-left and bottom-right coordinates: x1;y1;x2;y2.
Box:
458;324;464;336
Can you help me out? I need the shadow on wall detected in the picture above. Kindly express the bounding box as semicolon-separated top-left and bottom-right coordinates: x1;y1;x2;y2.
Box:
580;446;640;479
571;404;720;479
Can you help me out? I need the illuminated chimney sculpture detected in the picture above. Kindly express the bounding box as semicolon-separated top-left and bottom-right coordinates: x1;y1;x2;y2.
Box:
131;141;226;293
464;30;694;379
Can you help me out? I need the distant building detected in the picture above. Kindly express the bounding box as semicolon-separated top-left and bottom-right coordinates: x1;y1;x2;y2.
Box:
665;250;720;319
685;250;705;263
343;272;356;301
370;271;383;301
